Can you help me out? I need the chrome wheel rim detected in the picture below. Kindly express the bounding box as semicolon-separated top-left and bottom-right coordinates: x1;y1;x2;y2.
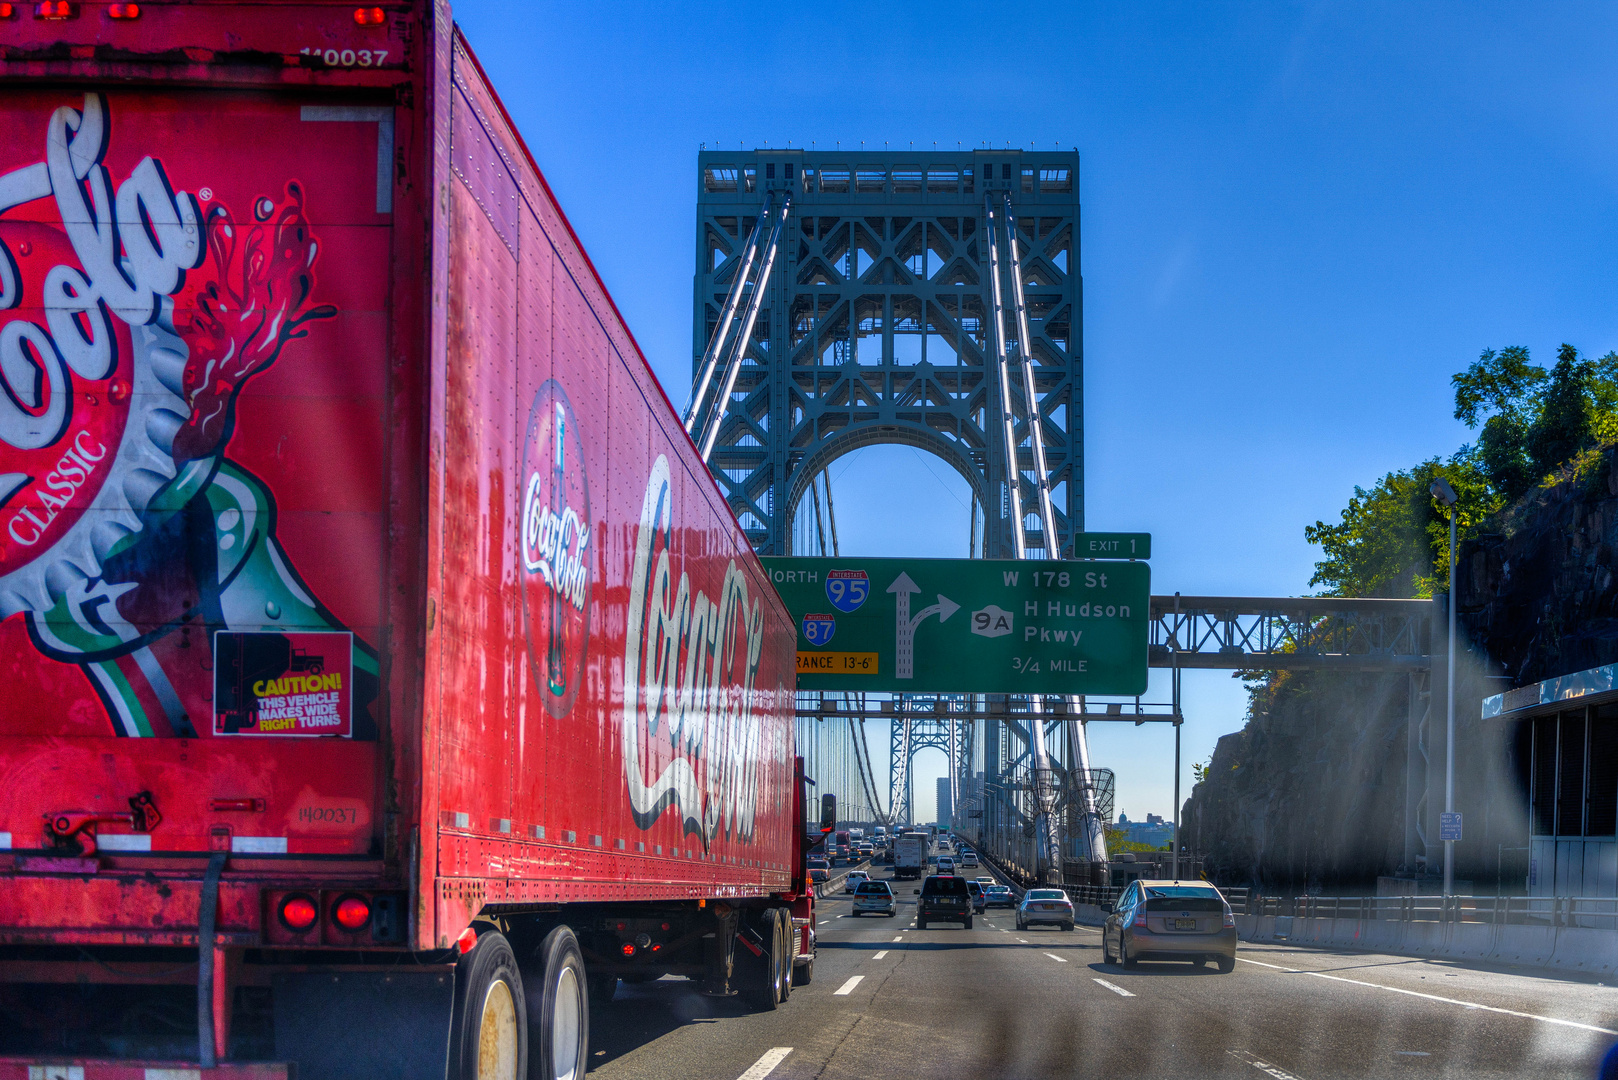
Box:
552;963;583;1080
476;978;519;1080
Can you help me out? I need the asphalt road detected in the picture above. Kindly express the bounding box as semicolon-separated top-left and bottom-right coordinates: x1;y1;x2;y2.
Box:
585;859;1618;1080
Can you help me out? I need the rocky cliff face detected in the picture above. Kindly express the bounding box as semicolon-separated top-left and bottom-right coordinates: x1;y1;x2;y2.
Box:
1186;448;1618;891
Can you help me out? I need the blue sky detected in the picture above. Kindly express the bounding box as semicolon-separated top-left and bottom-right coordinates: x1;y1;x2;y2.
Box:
454;1;1618;822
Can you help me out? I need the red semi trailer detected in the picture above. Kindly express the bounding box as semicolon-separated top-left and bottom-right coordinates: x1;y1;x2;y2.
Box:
0;4;816;1077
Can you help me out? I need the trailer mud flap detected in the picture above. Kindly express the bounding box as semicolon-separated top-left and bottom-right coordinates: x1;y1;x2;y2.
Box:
272;969;454;1080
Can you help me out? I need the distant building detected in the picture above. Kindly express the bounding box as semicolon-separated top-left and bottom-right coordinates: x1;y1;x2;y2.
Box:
936;777;953;828
1117;812;1174;849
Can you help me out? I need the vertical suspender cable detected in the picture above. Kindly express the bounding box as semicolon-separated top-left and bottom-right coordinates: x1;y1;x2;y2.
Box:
686;193;773;433
700;193;792;462
1005;196;1108;879
1003;194;1060;560
984;196;1026;559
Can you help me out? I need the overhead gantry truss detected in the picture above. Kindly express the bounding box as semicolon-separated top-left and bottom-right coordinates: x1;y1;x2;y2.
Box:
692;150;1083;557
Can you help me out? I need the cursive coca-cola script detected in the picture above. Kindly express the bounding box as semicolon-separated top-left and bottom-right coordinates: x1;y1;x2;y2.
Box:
0;93;203;453
521;477;589;611
622;455;765;846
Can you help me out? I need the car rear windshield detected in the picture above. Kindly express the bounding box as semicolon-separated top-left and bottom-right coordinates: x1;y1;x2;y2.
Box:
856;882;890;894
807;860;828;869
922;876;968;895
1143;887;1224;911
1027;890;1068;900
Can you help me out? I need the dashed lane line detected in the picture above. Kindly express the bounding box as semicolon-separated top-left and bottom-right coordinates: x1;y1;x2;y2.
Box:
891;936;903;942
1227;1050;1303;1079
1235;956;1618;1035
872;951;888;959
1043;952;1068;963
737;1047;794;1080
1093;978;1135;997
832;975;865;996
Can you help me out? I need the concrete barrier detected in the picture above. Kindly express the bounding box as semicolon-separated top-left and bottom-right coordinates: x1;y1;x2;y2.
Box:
1236;912;1618;978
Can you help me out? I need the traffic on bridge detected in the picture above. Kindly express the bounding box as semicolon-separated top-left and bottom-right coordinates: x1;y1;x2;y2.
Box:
1;3;1614;1080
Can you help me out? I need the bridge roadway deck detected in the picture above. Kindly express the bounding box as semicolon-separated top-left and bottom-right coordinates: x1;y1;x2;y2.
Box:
585;857;1616;1079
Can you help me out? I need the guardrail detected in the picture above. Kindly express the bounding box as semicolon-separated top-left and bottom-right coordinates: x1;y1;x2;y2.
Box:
1060;884;1250;913
1241;894;1618;929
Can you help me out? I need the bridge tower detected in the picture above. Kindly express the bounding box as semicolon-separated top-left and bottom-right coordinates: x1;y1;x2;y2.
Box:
690;149;1084;556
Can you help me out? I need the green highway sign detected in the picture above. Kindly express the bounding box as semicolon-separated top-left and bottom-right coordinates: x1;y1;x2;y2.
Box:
760;556;1150;695
1074;533;1151;560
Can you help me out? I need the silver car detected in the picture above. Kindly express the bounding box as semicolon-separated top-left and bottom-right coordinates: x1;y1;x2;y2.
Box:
1016;888;1075;931
1102;880;1237;972
852;880;897;917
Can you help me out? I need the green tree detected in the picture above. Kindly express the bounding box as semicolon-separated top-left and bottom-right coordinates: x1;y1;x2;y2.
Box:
1453;343;1618;502
1305;455;1497;598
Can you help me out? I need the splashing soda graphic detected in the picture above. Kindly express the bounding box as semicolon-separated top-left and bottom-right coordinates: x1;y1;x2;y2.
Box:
173;183;336;464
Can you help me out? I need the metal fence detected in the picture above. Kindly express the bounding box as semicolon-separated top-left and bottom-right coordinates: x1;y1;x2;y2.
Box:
1240;894;1618;929
1061;884;1251;913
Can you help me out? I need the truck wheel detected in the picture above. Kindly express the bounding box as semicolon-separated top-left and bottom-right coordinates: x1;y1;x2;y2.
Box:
587;973;616;1006
739;910;784;1011
792;957;814;986
525;926;589;1080
774;909;792;1004
450;930;526;1080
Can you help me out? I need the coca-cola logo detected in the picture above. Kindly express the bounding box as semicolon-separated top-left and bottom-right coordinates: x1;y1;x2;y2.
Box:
622;455;765;846
0;93;201;597
520;379;591;717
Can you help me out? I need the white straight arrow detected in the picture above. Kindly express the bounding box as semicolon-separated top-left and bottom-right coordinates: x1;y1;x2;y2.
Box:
888;571;960;679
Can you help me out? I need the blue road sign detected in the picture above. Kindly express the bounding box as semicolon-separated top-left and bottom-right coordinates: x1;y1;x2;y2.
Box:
1440;812;1462;842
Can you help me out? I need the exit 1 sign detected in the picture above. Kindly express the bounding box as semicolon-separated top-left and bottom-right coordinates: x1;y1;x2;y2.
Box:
1074;533;1151;560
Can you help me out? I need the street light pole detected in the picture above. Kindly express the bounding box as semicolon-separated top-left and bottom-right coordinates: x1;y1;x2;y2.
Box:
1430;478;1459;897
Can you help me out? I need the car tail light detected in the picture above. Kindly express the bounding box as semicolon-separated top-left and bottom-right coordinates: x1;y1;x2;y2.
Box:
1223;909;1236;928
278;894;319;932
107;2;138;16
34;1;75;17
353;6;384;24
1132;908;1147;929
333;894;372;931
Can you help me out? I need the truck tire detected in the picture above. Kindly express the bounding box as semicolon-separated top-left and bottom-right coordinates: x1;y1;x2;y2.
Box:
792;957;814;986
775;910;792;1004
450;930;526;1080
738;909;784;1011
526;925;589;1080
587;973;617;1006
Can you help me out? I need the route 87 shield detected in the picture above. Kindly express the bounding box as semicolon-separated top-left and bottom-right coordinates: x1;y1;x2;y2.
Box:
802;613;836;646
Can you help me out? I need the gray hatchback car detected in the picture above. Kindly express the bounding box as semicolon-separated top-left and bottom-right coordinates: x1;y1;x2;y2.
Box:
1102;880;1237;972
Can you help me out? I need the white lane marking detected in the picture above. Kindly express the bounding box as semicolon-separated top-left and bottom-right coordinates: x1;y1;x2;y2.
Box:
833;975;865;996
872;950;888;959
1235;957;1618;1035
1043;952;1068;963
1093;978;1135;997
891;936;903;942
737;1047;794;1080
1227;1049;1303;1079
1015;938;1028;944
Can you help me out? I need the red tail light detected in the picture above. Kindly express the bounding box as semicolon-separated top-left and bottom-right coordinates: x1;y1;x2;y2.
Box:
620;942;635;957
278;894;319;932
352;6;384;25
34;1;75;17
455;927;477;954
1132;908;1147;929
0;4;16;17
1223;909;1236;928
333;894;372;931
107;2;138;16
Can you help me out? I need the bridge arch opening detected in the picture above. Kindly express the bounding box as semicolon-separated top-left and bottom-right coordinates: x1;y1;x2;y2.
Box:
788;442;983;558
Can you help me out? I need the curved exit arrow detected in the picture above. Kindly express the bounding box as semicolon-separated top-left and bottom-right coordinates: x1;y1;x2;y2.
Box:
888;571;960;679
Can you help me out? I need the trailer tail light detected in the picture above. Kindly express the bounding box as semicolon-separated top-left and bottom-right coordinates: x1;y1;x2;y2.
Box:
0;5;16;17
620;942;635;957
34;1;75;17
353;6;384;24
333;894;372;931
107;2;138;16
455;927;477;954
278;894;319;933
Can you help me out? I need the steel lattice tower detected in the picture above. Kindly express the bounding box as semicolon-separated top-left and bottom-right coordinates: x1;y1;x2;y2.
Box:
691;150;1083;556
